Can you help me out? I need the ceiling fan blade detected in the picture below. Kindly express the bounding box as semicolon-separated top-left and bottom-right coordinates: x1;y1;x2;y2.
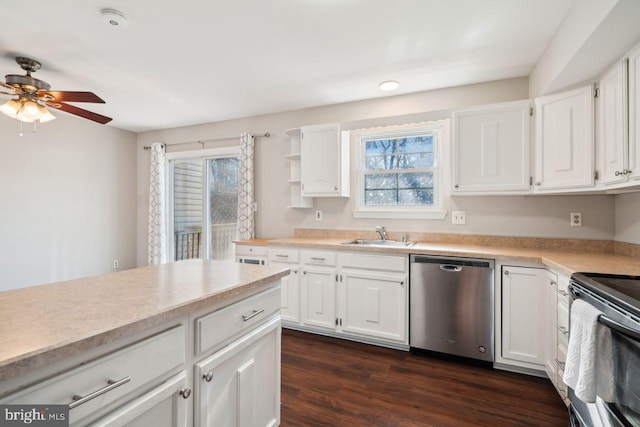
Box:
48;102;112;124
0;81;17;92
38;91;105;103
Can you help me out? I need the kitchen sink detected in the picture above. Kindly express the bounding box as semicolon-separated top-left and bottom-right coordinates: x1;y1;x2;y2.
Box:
341;239;416;248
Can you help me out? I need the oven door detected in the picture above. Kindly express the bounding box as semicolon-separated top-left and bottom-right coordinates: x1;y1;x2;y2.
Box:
568;282;640;427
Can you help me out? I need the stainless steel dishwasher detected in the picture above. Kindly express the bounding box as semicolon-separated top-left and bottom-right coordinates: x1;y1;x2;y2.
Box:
410;254;495;362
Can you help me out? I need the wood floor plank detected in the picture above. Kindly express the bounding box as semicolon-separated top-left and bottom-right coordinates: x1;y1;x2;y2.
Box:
281;329;568;426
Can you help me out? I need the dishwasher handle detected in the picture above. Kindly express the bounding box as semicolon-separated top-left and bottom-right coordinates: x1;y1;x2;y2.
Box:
439;264;463;272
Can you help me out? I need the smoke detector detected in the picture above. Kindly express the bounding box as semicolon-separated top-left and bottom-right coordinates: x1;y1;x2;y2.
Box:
101;9;128;28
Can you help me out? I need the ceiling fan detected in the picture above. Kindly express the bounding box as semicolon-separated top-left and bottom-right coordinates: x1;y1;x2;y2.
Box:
0;56;112;125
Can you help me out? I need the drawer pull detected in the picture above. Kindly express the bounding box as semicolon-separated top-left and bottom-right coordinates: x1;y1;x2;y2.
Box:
555;359;566;370
275;254;289;258
69;376;131;409
242;308;265;322
180;388;192;399
203;371;214;382
310;257;326;261
558;326;568;336
557;289;569;297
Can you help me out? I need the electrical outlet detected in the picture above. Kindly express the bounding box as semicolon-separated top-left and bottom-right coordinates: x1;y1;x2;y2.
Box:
113;260;119;269
315;210;323;221
570;212;582;227
452;211;466;225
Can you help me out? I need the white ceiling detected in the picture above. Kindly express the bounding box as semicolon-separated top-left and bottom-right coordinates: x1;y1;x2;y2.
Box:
0;0;574;133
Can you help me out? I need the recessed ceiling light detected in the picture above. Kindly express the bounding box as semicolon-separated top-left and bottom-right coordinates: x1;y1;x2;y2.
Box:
101;9;129;28
379;80;399;91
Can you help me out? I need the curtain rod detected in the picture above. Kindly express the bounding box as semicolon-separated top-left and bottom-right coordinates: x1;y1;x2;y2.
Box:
143;132;270;150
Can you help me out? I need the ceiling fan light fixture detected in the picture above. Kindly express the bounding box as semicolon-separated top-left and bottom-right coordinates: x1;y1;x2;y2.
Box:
379;80;400;91
101;9;129;28
0;99;21;118
38;105;56;123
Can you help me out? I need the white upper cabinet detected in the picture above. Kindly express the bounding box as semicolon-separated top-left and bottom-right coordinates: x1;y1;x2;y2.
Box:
300;124;349;197
452;100;531;194
627;44;640;182
598;60;629;186
534;86;595;192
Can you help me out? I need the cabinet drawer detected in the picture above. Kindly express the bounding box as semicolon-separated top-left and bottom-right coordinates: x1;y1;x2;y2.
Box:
196;286;281;355
557;302;569;331
2;326;185;425
269;247;299;263
301;250;336;266
235;244;269;257
338;252;406;273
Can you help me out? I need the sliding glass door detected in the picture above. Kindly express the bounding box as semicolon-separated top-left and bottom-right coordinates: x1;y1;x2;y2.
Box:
169;150;240;261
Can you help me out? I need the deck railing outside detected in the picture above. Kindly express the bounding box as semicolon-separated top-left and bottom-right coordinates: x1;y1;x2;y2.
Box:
174;223;237;261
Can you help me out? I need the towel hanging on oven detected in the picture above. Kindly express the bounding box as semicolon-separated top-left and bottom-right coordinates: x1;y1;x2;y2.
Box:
563;299;615;403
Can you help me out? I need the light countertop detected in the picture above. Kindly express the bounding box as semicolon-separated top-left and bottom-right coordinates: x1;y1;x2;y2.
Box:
252;237;640;277
0;260;289;381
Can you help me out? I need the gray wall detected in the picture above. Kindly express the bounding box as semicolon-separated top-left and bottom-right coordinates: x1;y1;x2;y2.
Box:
136;77;618;266
615;192;640;244
0;114;137;290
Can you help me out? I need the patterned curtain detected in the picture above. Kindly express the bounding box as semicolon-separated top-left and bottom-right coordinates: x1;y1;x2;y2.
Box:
148;143;167;265
237;133;255;240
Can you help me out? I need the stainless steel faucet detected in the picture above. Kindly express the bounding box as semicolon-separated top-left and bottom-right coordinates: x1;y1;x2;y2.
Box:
375;225;387;240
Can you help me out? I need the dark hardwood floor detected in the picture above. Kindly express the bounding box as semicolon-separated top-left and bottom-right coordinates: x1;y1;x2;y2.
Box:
281;329;569;427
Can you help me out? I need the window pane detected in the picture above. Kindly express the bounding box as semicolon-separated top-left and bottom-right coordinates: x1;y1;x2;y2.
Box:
208;157;239;261
399;189;433;205
398;172;433;189
172;159;204;261
365;135;434;170
365;173;397;189
365;189;397;205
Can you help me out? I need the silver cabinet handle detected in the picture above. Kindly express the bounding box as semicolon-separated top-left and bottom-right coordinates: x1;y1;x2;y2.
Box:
615;170;622;176
535;182;541;186
180;388;192;399
558;326;568;336
504;270;509;275
549;280;557;286
275;254;289;258
310;257;326;261
557;289;568;297
555;359;566;369
454;184;459;189
242;308;265;322
69;376;131;409
292;269;298;274
203;371;214;382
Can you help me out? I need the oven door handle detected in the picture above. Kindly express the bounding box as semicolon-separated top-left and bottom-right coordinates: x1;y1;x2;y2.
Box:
598;315;640;343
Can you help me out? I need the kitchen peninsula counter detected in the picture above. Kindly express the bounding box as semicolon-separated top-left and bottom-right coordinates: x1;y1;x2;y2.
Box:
0;259;289;382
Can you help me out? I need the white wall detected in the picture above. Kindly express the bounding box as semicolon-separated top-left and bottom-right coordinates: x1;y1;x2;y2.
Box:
615;192;640;244
0;114;137;290
136;77;617;265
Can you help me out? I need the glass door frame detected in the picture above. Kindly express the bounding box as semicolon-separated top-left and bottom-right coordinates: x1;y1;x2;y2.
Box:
165;146;241;262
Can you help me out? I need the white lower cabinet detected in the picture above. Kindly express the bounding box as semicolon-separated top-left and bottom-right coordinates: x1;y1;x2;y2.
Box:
301;264;337;331
194;318;281;427
500;265;547;369
90;372;188;427
340;269;406;343
278;247;409;349
543;271;558;381
269;247;301;324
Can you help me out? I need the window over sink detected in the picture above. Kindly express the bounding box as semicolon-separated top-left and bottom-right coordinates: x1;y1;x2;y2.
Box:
352;121;447;219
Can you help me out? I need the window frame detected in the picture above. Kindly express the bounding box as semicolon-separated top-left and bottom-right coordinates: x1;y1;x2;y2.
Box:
352;122;447;219
166;147;241;261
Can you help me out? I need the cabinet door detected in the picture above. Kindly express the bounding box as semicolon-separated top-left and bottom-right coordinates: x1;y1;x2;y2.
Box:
544;271;558;383
89;372;188;427
534;86;595;191
598;60;629;185
301;124;346;197
452;100;531;194
195;319;280;427
301;265;337;330
629;44;640;181
271;261;300;324
340;270;407;343
501;266;546;367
